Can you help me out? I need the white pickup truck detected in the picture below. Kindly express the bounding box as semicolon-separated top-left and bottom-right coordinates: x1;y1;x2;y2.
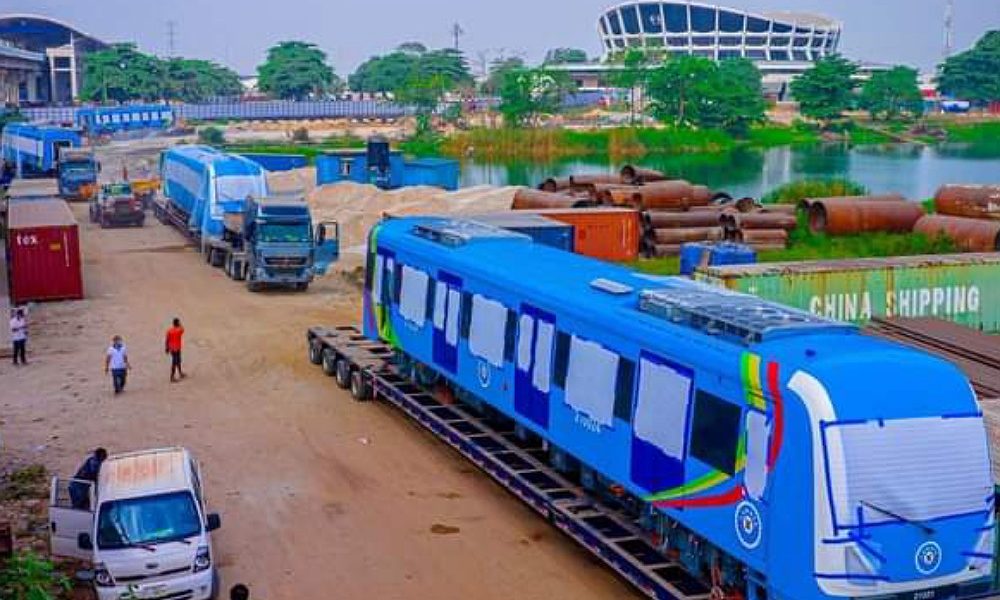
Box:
49;447;222;600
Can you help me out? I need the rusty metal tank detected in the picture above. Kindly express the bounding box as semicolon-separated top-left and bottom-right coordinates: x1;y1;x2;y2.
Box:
914;214;1000;252
808;196;923;234
934;185;1000;220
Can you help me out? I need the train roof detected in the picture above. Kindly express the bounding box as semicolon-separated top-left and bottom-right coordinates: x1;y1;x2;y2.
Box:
377;217;977;419
163;145;266;177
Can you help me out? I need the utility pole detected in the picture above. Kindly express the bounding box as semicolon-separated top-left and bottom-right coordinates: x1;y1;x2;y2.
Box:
451;22;464;50
167;20;177;57
943;0;954;60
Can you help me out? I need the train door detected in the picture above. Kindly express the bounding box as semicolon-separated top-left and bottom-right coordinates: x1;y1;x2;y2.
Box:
432;272;462;373
514;304;555;429
630;352;693;492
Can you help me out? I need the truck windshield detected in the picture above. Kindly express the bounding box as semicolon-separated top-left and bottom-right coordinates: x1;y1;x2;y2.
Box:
62;164;93;176
259;222;310;243
97;491;201;549
103;183;132;196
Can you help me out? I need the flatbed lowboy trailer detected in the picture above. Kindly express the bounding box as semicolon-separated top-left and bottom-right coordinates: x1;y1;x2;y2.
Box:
306;324;1000;600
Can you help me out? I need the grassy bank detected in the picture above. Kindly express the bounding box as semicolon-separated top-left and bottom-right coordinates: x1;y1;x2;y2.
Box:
938;120;1000;143
221;137;366;163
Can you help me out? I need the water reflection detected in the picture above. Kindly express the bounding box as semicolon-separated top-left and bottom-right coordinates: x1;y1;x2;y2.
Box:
460;142;1000;200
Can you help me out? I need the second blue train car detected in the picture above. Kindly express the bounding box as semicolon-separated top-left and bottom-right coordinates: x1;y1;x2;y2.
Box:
362;216;995;600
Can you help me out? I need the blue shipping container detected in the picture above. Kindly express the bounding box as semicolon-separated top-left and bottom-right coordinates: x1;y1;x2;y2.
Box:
239;153;309;172
315;150;404;187
679;241;756;276
402;157;460;191
466;213;574;252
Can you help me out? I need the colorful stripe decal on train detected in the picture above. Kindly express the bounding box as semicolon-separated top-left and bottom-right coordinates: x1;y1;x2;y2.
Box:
645;352;785;507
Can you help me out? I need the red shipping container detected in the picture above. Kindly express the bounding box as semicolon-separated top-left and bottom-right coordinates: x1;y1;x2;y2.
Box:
530;208;641;262
7;199;83;304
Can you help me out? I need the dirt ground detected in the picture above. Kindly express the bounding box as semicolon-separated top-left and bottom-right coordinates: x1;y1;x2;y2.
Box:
0;203;637;598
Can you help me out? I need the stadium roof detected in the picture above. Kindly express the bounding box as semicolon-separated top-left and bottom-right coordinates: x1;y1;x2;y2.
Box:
0;13;107;53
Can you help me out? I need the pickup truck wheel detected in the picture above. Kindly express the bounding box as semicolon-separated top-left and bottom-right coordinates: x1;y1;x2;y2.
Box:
350;370;371;401
335;359;351;389
321;349;337;376
308;342;323;365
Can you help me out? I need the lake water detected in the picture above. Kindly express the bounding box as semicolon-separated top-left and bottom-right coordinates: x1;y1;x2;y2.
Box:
459;142;1000;200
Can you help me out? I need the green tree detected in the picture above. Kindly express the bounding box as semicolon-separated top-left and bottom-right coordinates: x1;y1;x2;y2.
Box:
350;52;418;92
937;30;1000;104
859;66;923;120
544;48;589;65
482;56;525;95
0;550;71;600
162;58;243;102
348;46;472;95
646;54;715;127
608;49;649;125
80;43;165;102
697;59;766;135
257;41;338;100
789;54;858;125
499;67;574;127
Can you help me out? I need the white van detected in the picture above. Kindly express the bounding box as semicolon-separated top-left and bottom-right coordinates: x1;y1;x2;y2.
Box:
49;447;222;600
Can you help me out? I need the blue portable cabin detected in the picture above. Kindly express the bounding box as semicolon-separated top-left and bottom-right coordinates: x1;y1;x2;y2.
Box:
401;158;460;191
1;123;81;175
315;150;404;188
238;153;309;172
679;241;757;276
160;145;268;240
362;216;995;600
75;105;174;135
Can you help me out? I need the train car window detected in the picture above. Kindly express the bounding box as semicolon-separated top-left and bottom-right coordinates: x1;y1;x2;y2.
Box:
614;358;635;422
433;282;447;329
460;292;472;339
445;289;461;345
553;332;571;387
503;310;517;362
745;411;771;500
468;294;508;367
634;358;692;460
516;315;534;370
689;391;742;476
424;278;437;323
399;265;430;326
391;262;403;304
532;320;555;393
372;255;385;300
564;336;619;427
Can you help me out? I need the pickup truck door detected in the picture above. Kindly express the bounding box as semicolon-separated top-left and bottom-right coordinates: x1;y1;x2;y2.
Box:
49;476;94;560
313;221;340;276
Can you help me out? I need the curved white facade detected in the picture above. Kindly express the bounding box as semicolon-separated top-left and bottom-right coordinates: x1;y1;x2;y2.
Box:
598;2;841;62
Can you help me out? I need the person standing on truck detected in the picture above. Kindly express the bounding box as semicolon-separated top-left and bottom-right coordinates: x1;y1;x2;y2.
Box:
165;317;186;382
104;335;131;394
10;308;27;366
69;447;107;510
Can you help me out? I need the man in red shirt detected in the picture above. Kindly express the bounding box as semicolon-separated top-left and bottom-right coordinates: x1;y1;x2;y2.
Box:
165;317;186;382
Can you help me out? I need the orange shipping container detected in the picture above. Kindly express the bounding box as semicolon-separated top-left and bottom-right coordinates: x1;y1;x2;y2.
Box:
530;208;641;262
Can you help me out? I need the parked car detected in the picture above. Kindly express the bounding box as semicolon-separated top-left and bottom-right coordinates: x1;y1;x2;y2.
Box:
49;447;222;600
90;182;144;228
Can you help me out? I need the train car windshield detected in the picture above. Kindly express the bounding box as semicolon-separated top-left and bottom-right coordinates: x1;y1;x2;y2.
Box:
823;415;992;529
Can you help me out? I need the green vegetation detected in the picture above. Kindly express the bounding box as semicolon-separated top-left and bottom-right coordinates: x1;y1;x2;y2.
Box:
498;67;576;128
938;120;1000;142
257;41;340;100
746;124;820;147
0;550;70;600
481;57;525;96
859;66;923;121
81;43;241;102
543;48;589;65
197;126;226;145
0;464;47;501
937;30;1000;105
846;126;895;144
608;49;650;125
789;55;858;126
761;179;868;204
221;136;366;161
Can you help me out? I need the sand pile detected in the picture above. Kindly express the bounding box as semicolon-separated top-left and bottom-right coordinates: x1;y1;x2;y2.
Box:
267;167;318;196
307;181;521;265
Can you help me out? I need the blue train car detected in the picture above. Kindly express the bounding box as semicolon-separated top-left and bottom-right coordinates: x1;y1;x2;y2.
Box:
76;105;174;135
160;145;268;242
1;123;81;175
362;216;996;600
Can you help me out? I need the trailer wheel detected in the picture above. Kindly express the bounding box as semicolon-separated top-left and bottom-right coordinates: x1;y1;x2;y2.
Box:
233;259;246;281
350;370;371;401
321;349;337;376
308;342;323;365
211;250;225;268
335;359;351;389
204;247;213;264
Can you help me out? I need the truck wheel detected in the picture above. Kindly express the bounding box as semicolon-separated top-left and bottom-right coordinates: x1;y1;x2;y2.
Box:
297;282;310;292
246;280;262;292
233;260;246;281
350;370;371;401
204;248;213;264
211;250;225;268
321;349;338;376
308;342;323;365
335;359;351;389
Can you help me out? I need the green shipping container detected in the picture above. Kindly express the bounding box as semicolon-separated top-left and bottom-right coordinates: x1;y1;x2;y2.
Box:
695;253;1000;333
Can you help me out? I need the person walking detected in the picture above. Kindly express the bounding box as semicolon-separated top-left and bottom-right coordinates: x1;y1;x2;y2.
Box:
9;308;27;365
165;317;186;382
104;335;131;394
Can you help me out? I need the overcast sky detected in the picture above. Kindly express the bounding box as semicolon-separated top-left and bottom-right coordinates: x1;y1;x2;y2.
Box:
8;0;999;76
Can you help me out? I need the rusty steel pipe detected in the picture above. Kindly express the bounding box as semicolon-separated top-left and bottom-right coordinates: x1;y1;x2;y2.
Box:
569;174;622;191
607;188;644;207
651;243;683;256
934;185;1000;220
538;177;571;193
730;212;798;231
646;211;725;228
759;204;798;215
914;215;1000;252
808;197;923;235
652;227;725;244
592;183;639;203
736;229;789;244
799;193;905;211
620;165;666;184
512;189;594;210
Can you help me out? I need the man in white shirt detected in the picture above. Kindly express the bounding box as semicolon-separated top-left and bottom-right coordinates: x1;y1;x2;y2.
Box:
10;308;27;366
104;335;131;394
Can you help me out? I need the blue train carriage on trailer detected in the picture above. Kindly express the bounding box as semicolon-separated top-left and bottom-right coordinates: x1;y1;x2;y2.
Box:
76;104;174;135
1;123;81;175
360;216;997;600
159;145;268;249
